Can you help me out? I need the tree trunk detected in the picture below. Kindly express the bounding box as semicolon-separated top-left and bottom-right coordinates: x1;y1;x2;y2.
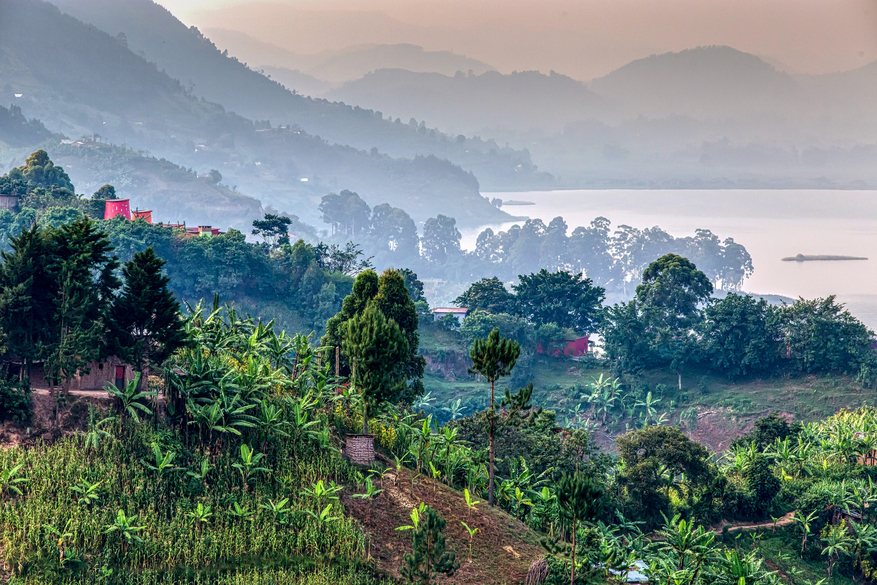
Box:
678;371;682;390
571;518;576;585
488;379;495;507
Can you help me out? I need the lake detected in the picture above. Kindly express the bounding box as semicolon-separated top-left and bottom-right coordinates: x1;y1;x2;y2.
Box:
472;189;877;328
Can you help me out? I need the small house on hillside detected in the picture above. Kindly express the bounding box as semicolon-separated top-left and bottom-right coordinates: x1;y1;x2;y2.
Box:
536;336;589;358
22;357;137;391
431;307;468;324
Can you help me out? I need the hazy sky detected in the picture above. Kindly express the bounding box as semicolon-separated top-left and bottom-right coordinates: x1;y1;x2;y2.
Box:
164;0;877;79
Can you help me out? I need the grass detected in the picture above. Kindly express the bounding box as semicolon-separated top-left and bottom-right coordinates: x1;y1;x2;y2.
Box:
420;324;877;449
741;528;856;585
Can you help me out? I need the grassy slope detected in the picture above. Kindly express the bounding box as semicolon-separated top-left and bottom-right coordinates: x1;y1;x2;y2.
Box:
420;325;877;451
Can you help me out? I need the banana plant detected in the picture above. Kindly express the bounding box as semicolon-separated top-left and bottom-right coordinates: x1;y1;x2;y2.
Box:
103;510;145;553
105;373;155;425
229;501;254;521
306;504;341;525
186;458;213;490
186;503;213;532
70;478;101;507
0;463;29;499
261;497;292;525
301;479;343;514
83;407;115;456
464;488;480;519
461;521;479;563
232;444;269;490
352;475;383;522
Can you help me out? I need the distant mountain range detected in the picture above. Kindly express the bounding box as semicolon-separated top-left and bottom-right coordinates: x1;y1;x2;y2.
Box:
203;29;495;84
47;0;543;195
0;0;525;228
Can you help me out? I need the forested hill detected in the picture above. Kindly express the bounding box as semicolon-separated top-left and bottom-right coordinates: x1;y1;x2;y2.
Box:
327;68;609;134
0;0;511;227
588;46;799;119
0;105;58;148
48;0;552;192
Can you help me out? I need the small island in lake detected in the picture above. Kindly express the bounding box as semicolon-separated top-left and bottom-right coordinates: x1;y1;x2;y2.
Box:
782;254;868;262
501;200;536;205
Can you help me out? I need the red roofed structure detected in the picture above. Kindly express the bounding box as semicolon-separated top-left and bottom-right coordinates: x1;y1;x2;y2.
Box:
104;199;131;220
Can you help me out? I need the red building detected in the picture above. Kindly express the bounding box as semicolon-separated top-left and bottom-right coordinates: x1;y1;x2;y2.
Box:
104;199;131;220
536;336;589;357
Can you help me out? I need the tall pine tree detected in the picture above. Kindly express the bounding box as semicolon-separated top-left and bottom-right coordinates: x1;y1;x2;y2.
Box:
108;247;187;389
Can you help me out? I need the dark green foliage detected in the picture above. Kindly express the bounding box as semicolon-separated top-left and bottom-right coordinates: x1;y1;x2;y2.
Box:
398;269;425;304
460;310;534;348
324;269;423;404
617;426;713;526
743;453;780;517
701;293;782;379
600;300;650;373
400;506;458;584
0;375;31;422
556;471;607;584
7;150;74;194
454;277;514;314
342;304;409;433
513;269;605;334
108;247;188;385
636;253;713;330
731;413;803;452
779;295;875;375
252;214;292;250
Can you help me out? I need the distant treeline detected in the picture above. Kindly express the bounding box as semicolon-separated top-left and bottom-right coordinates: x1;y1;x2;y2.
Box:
319;190;753;293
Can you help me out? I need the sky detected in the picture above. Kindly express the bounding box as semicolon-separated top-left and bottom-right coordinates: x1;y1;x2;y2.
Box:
161;0;877;80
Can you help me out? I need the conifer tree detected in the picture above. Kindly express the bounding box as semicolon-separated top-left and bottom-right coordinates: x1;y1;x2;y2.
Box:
400;505;458;584
109;247;187;389
341;304;408;434
468;327;520;506
556;471;606;585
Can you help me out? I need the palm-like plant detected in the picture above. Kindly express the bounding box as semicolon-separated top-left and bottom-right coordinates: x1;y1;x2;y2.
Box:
141;442;182;476
106;373;155;424
821;523;853;576
260;497;291;525
0;463;29;499
103;510;145;552
461;521;479;563
254;398;288;449
70;478;101;507
792;509;817;555
186;503;213;532
186;458;213;490
232;444;269;490
228;501;254;521
83;407;115;456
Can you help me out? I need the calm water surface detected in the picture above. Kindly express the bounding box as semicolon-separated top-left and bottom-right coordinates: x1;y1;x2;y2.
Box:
473;189;877;328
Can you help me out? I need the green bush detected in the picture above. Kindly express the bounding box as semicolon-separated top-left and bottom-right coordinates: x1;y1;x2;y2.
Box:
0;376;31;422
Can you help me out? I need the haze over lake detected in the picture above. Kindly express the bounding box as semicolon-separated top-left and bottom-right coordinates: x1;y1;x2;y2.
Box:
472;189;877;327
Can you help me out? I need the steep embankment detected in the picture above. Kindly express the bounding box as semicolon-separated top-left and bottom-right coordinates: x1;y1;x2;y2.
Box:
344;465;543;585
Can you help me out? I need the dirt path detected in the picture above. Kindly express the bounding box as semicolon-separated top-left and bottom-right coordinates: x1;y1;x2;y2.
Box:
31;388;111;398
713;512;795;534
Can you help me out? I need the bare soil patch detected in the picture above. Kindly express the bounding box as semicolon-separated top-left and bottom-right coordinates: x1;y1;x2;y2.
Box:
343;465;544;585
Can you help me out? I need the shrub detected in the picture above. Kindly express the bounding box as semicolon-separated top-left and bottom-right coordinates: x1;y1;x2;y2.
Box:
0;376;31;422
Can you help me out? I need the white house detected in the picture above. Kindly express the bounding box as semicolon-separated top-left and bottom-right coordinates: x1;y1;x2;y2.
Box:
431;307;468;324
